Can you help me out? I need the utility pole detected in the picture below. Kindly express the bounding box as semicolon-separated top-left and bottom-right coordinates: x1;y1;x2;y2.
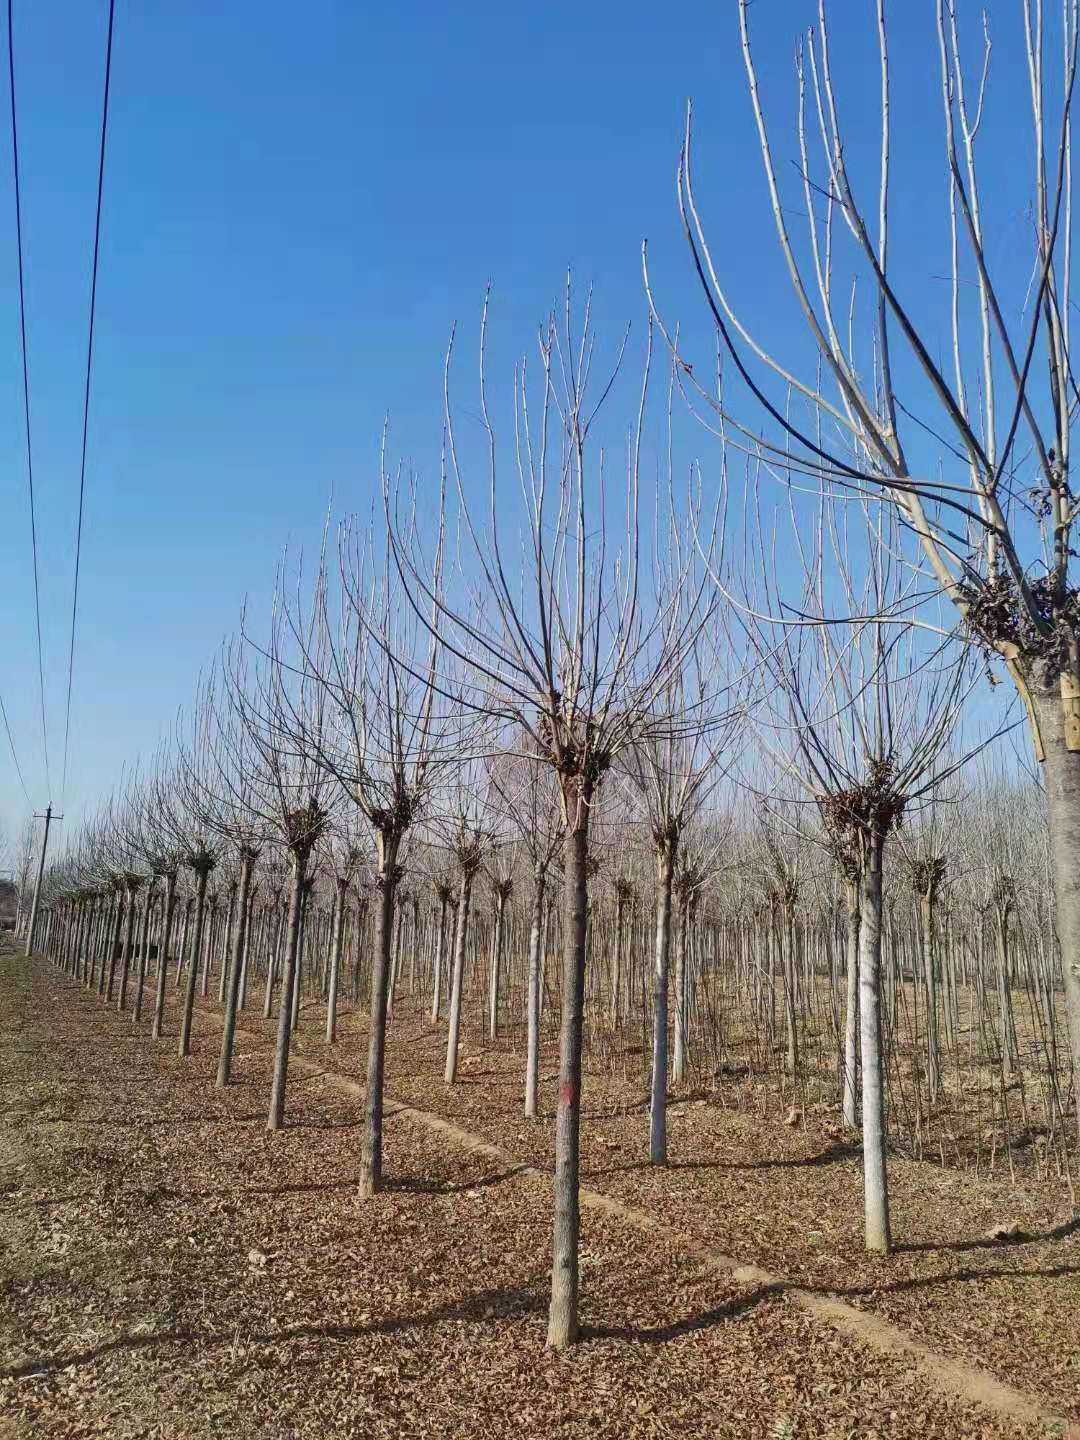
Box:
24;804;61;957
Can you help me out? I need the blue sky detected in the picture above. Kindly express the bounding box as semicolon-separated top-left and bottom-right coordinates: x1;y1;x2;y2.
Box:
0;1;1045;845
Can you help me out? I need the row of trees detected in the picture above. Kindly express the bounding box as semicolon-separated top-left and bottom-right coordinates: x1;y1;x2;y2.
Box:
27;761;1070;1154
2;818;38;935
11;0;1080;1349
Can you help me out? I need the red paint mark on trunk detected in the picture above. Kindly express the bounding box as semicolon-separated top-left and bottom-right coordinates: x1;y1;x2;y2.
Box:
558;1081;579;1107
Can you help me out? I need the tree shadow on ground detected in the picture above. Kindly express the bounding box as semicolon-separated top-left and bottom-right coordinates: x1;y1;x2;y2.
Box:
143;1168;527;1204
20;1112;268;1130
0;1272;786;1380
145;1178;358;1203
585;1138;861;1179
294;1117;362;1131
728;1138;862;1171
898;1211;1079;1255
0;1277;550;1379
388;1165;528;1196
831;1261;1080;1302
583;1283;781;1343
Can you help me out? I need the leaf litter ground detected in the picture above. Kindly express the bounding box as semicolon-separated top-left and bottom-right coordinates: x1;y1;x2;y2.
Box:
0;950;1074;1439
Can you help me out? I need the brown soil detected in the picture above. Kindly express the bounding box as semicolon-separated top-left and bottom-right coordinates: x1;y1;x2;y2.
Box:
0;949;1075;1439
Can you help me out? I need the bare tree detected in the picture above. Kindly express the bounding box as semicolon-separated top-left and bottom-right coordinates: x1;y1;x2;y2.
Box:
179;662;273;1088
484;837;518;1042
484;745;565;1116
13;817;35;938
670;818;733;1084
899;792;957;1107
274;518;471;1195
618;656;741;1164
137;764;185;1041
650;0;1080;1086
437;775;491;1087
739;500;980;1252
165;725;221;1061
232;582;337;1131
386;288;715;1347
427;866;454;1026
322;823;364;1046
125;768;183;1030
99;784;147;1016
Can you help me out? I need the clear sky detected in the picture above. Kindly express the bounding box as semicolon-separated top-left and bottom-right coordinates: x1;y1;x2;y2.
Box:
0;1;1044;847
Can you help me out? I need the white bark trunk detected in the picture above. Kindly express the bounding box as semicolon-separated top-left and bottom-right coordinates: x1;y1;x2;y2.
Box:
648;836;676;1166
859;841;891;1254
842;879;860;1129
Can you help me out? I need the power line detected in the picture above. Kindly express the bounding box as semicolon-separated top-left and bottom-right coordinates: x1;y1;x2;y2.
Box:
0;687;31;805
61;0;117;804
7;0;50;801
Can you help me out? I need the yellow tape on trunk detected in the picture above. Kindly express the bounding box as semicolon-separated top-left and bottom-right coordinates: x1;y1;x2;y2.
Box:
1060;671;1080;752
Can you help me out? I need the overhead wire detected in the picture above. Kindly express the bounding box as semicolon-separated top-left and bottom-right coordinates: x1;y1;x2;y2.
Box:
60;0;117;804
6;0;50;801
0;687;31;805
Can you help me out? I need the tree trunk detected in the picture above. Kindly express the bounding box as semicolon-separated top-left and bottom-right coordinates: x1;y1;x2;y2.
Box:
104;896;124;1002
178;869;211;1058
117;888;138;1012
133;885;154;1024
859;838;891;1254
994;905;1018;1077
610;889;625;1026
550;817;593;1353
352;899;367;1002
151;873;178;1040
920;892;940;1105
489;891;507;1040
547;813;590;1351
96;898;111;995
74;904;85;982
59;904;71;974
70;903;84;982
672;893;689;1085
267;854;308;1131
84;899;99;990
1035;692;1080;1093
290;887;308;1033
326;877;348;1045
649;834;677;1165
843;878;860;1129
263;904;283;1019
218;893;236;1004
359;836;400;1198
238;892;254;1011
94;899;108;990
216;852;257;1088
525;870;546;1119
200;905;214;998
174;900;191;990
784;902;799;1075
444;870;475;1085
431;892;448;1023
